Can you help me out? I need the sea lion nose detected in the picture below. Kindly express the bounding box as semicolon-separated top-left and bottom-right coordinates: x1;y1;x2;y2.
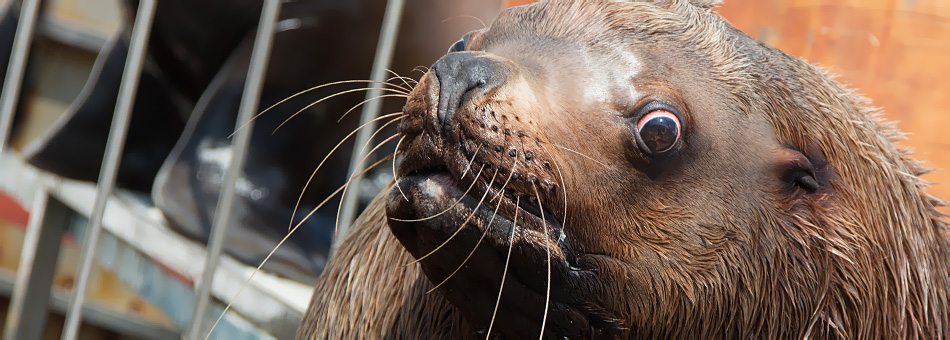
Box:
430;52;503;133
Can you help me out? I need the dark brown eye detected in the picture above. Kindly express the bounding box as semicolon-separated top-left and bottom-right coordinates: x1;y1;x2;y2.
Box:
635;110;681;154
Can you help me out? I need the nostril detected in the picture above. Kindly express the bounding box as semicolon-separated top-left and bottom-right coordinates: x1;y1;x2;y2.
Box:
430;53;503;134
438;75;489;131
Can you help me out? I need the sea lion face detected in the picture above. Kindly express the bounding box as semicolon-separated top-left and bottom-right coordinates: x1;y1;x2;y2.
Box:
388;0;840;337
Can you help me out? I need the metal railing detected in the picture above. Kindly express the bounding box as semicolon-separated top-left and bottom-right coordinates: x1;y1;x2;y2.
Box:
187;0;280;337
60;0;158;337
0;0;42;153
336;0;406;254
0;0;406;338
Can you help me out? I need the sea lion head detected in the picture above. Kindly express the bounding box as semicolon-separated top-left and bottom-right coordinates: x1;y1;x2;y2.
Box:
386;0;949;337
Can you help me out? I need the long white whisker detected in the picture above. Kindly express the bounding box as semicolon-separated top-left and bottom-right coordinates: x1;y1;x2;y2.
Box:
548;143;607;168
427;163;518;293
333;133;401;237
208;154;393;338
407;168;499;265
440;14;487;30
389;162;484;223
296;155;393;233
229;79;408;138
539;144;568;230
287;113;402;231
392;136;409;201
385;69;418;88
356;121;401;163
336;93;408;123
411;66;429;76
533;183;551;339
486;196;519;339
273;87;407;134
459;147;481;180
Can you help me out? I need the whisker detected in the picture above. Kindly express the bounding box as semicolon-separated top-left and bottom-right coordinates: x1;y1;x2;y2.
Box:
333;133;402;237
229;79;409;138
208;153;393;338
459;147;481;180
393;75;417;86
427;163;518;293
539;144;569;230
407;168;499;266
384;74;410;84
486;196;519;339
272;87;407;134
295;155;394;232
356;119;402;159
392;136;409;201
287;113;403;231
385;75;416;90
441;14;487;30
336;93;408;123
548;143;608;168
532;183;551;339
411;66;430;77
390;163;485;223
385;69;418;88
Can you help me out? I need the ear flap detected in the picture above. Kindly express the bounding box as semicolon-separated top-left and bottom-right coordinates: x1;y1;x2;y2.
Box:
774;146;820;193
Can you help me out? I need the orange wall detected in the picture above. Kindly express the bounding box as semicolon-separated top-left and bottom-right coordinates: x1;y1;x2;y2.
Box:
503;0;537;7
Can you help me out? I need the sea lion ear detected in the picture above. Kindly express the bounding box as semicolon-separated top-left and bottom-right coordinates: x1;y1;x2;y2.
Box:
774;146;820;193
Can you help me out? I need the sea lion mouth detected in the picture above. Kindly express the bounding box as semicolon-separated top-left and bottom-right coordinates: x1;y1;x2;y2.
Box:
394;139;564;241
396;166;563;240
387;170;607;337
386;135;621;336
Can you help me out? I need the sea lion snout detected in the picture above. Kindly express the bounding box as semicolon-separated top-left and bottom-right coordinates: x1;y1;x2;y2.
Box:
430;52;507;133
398;50;562;215
387;29;603;336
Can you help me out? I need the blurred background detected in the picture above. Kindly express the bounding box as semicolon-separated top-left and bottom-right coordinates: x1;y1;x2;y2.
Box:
0;0;946;339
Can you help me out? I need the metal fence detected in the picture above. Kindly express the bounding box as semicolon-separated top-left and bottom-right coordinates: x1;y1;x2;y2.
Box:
0;0;406;338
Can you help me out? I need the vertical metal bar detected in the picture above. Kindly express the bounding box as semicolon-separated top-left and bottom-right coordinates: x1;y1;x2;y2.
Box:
0;0;42;153
335;0;406;252
60;0;157;338
4;189;71;340
185;0;281;338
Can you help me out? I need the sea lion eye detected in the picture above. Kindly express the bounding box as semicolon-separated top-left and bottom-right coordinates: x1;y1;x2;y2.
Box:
448;38;466;53
635;107;682;154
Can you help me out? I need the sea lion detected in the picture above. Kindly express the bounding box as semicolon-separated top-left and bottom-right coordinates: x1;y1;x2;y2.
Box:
299;0;950;338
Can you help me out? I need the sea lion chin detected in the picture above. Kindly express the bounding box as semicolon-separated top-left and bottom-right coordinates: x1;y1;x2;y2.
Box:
301;0;950;338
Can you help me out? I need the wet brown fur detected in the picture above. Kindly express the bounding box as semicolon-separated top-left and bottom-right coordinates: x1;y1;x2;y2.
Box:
299;0;950;338
297;186;478;338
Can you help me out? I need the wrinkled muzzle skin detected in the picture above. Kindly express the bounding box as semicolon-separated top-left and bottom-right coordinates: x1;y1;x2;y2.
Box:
375;0;950;338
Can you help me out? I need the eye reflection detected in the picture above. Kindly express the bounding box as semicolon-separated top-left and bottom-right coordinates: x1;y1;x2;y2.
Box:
636;110;680;154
